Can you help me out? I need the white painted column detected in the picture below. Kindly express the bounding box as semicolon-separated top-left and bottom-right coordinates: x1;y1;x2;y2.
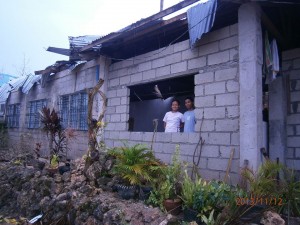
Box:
238;3;263;170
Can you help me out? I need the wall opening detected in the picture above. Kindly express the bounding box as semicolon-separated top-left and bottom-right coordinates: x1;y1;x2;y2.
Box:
129;75;195;132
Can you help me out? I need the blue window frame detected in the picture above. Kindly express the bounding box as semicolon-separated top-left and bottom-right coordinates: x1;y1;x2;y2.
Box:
7;104;21;128
27;99;47;129
59;92;88;130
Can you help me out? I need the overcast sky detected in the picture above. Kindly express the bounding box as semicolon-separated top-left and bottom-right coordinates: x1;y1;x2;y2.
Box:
0;0;184;76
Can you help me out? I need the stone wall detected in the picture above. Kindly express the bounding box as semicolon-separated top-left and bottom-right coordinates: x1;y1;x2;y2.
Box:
104;24;240;183
282;48;300;171
7;57;107;159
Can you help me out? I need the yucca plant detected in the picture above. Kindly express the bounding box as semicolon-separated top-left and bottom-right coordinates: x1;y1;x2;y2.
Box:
108;144;162;186
241;160;283;198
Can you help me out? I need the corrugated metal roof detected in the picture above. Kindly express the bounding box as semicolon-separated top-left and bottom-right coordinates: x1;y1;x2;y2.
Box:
187;0;217;47
69;35;102;50
0;74;41;103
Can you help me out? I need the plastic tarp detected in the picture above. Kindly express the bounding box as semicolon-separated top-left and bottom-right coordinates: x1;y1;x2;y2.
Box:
187;0;217;47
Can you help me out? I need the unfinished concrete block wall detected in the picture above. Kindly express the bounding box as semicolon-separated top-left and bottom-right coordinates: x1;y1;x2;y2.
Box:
7;58;107;159
104;24;240;183
282;48;300;171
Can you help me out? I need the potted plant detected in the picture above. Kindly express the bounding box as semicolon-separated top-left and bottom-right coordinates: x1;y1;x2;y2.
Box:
148;145;183;215
47;154;59;174
180;170;203;223
108;144;162;200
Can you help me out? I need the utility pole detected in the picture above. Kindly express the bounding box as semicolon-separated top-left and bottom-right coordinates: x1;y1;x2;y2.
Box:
160;0;164;11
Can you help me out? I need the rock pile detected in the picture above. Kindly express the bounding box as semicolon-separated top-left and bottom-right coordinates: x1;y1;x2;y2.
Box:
0;156;175;225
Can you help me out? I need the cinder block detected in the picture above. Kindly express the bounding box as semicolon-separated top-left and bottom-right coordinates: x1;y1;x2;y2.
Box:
182;48;199;60
286;159;300;170
296;125;300;135
155;133;172;142
152;142;164;154
179;144;196;156
286;148;294;158
188;57;206;70
171;133;188;143
208;132;231;145
156;65;171;77
200;120;215;131
215;67;237;81
282;48;300;61
205;82;226;95
198;42;219;56
199;169;220;180
109;78;119;87
127;65;139;75
226;106;239;118
226;80;239;92
121;97;128;105
131;73;143;83
220;146;239;159
230;24;238;36
204;107;225;119
195;72;214;85
138;61;152;72
106;106;116;114
130;132;143;141
119;131;130;140
116;105;127;114
287;137;300;148
171;61;187;74
230;48;239;61
208;51;230;66
188;133;201;144
115;122;127;131
216;93;238;106
143;132;153;142
282;60;293;72
162;143;177;154
152;58;165;69
174;40;190;52
195;96;214;107
291;91;300;102
295;148;300;158
108;97;121;106
202;145;219;158
105;123;116;131
287;114;300;124
117;88;129;97
110;114;121;122
109;131;120;139
142;70;156;80
120;113;129;123
219;36;238;51
116;68;128;77
165;52;182;65
231;132;239;146
154;153;171;164
287;125;295;136
158;45;174;57
216;119;239;132
195;85;204;96
207;158;228;171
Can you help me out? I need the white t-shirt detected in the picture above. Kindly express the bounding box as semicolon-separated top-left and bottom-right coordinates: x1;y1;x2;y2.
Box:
163;111;183;132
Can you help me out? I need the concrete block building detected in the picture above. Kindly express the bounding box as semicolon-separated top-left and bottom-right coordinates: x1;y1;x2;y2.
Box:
4;0;300;183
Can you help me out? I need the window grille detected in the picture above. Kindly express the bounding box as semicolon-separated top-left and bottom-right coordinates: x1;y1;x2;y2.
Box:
27;99;47;129
7;104;20;128
59;91;88;130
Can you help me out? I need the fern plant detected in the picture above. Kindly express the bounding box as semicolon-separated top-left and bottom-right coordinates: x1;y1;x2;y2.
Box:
108;144;162;186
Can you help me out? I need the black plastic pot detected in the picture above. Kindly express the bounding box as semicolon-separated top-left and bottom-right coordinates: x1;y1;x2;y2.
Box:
138;186;153;201
183;208;202;223
116;184;136;200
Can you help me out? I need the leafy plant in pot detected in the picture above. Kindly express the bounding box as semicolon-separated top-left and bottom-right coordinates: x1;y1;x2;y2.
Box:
108;143;162;200
148;145;183;215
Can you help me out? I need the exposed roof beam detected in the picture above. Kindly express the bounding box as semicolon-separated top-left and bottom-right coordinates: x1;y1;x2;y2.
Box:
80;0;200;52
